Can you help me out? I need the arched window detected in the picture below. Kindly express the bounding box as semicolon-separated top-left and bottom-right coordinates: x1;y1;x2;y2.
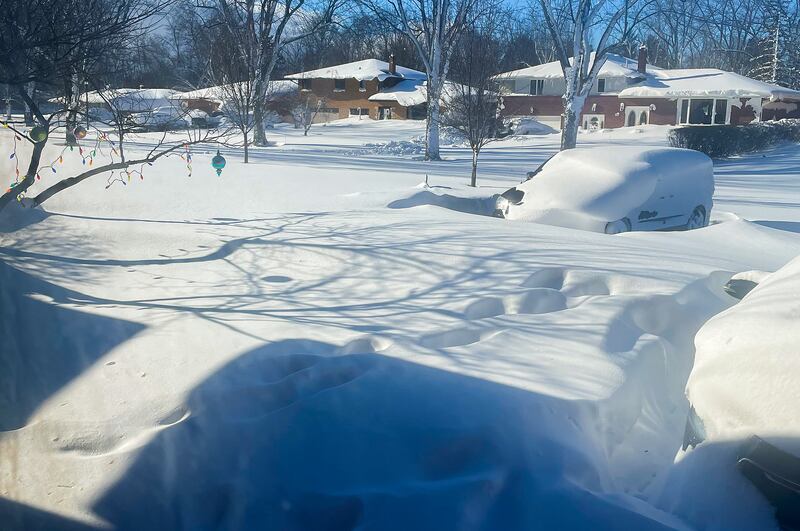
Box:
627;110;636;126
639;111;648;125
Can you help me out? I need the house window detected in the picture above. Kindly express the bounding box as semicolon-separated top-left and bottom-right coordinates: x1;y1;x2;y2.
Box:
319;107;339;114
679;98;730;125
529;79;544;95
499;80;516;94
714;99;727;124
359;80;367;92
299;79;312;91
597;78;606;93
334;79;346;92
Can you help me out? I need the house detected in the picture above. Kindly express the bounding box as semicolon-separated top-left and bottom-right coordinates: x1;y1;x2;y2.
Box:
171;81;297;123
497;47;800;130
284;57;428;121
50;88;182;117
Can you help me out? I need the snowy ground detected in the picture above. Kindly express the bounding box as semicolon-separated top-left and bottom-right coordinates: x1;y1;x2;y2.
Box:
1;121;799;530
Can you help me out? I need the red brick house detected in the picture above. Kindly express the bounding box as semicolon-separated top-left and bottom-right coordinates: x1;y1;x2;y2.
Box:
497;48;800;131
284;57;429;121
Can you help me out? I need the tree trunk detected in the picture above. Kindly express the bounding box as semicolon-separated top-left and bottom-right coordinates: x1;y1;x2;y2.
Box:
0;139;46;213
560;71;585;151
470;148;478;187
252;102;267;146
426;95;441;161
23;82;35;126
243;129;249;163
561;107;580;150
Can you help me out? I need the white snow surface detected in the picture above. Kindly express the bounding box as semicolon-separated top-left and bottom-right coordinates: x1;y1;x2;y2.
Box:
619;69;800;101
174;80;297;103
689;255;800;442
498;53;800;101
503;146;713;233
1;121;800;530
500;53;657;80
285;58;426;81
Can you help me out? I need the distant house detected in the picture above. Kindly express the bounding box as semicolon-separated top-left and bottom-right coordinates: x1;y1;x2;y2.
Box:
51;88;181;118
284;57;429;121
496;47;800;131
172;80;297;118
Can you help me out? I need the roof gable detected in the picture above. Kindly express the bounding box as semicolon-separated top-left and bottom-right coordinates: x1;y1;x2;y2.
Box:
285;59;426;82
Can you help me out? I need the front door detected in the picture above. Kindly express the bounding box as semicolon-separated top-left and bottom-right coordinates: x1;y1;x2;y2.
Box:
378;107;393;120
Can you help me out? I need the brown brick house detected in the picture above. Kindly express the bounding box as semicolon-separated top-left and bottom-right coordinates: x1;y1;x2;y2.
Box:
497;47;800;130
284;57;428;121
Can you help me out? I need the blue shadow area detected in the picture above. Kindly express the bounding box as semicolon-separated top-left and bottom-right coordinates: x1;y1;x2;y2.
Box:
91;339;686;531
0;261;145;431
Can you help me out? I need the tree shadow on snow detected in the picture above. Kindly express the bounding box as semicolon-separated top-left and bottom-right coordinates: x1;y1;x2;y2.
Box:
90;339;689;531
0;261;145;431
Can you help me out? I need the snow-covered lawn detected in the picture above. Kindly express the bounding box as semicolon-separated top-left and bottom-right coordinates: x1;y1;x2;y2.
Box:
1;121;799;530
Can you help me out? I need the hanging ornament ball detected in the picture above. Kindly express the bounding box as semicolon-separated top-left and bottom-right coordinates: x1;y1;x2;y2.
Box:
74;125;87;139
211;150;226;176
30;126;48;143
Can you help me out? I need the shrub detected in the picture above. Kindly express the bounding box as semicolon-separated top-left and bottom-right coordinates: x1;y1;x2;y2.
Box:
668;119;800;158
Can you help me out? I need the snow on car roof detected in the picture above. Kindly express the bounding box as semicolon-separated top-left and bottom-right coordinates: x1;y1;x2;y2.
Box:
285;59;426;82
619;69;800;101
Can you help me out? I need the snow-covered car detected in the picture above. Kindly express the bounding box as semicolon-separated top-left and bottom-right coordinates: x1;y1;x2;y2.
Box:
494;146;714;233
186;109;223;129
128;106;188;131
683;257;800;529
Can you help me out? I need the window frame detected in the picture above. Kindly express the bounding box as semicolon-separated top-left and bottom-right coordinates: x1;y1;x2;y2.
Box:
358;80;367;92
299;79;312;91
529;79;544;96
597;78;606;93
334;79;346;92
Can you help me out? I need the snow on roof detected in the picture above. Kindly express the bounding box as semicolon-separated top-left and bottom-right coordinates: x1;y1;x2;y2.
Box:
285;59;426;82
497;53;800;101
368;80;464;107
499;53;658;80
619;69;800;101
175;81;296;102
50;88;180;105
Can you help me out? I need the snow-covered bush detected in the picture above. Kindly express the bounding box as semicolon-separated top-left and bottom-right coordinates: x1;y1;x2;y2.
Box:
669;119;800;158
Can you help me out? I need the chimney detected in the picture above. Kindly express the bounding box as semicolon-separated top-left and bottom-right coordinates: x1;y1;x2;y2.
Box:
637;45;647;74
388;54;397;75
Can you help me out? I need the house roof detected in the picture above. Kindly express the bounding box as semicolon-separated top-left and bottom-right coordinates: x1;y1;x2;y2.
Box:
175;81;296;102
497;53;800;101
285;59;426;82
499;53;658;80
619;69;800;101
368;79;465;107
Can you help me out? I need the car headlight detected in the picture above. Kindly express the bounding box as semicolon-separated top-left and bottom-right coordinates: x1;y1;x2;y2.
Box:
604;218;631;234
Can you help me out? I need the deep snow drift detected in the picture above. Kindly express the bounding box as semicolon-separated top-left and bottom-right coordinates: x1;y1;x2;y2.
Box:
1;121;799;530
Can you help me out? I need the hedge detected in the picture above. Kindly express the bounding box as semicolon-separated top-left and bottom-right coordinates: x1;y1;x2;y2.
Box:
668;119;800;158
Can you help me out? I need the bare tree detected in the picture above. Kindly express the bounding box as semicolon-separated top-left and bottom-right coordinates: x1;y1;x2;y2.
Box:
203;0;340;147
0;0;231;215
537;0;649;150
291;94;324;135
362;0;495;161
442;16;507;186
